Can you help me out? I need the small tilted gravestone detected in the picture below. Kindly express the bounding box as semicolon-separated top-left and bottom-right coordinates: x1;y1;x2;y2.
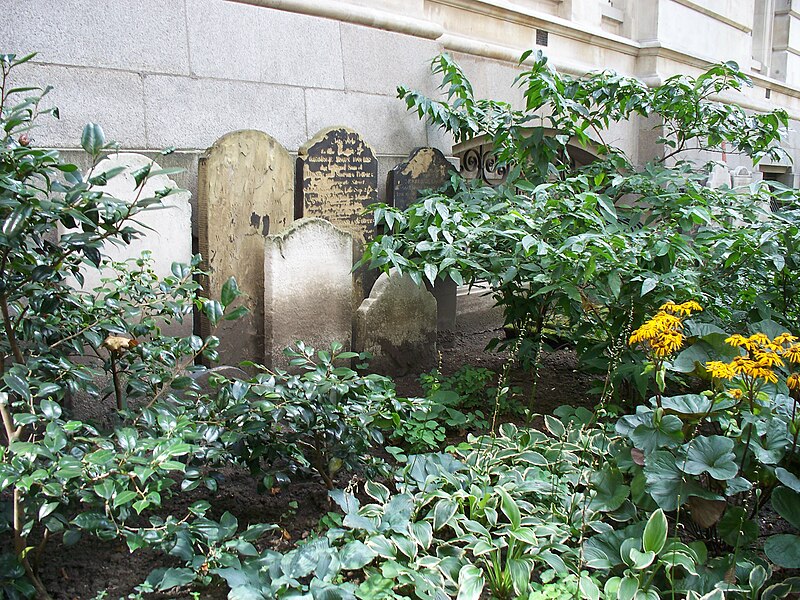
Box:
355;270;437;376
387;147;458;330
60;153;192;333
197;130;294;367
386;146;453;211
295;127;378;300
264;218;354;370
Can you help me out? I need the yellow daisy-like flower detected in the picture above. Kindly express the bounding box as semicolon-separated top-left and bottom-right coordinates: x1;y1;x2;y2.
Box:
783;344;800;364
774;333;798;346
725;334;750;349
679;300;703;314
749;333;771;347
788;373;800;390
753;350;785;368
727;388;744;399
706;360;736;380
750;367;779;384
659;300;703;317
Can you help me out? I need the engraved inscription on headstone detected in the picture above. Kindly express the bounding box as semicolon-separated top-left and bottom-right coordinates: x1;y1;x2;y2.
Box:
296;127;378;298
197;130;294;367
387;147;453;210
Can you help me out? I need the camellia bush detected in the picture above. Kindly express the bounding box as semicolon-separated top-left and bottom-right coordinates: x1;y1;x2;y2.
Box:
0;53;426;599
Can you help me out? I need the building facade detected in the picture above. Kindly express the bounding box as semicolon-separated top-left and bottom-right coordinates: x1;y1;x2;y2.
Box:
5;0;800;201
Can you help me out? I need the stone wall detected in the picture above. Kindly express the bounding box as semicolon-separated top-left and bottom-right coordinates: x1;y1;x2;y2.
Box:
5;0;800;194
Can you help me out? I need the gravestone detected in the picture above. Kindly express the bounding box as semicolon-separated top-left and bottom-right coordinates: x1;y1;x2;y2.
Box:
197;130;294;367
188;366;248;396
388;147;458;329
264;218;353;370
295;127;378;299
706;163;731;189
60;153;192;333
386;147;453;210
355;270;437;376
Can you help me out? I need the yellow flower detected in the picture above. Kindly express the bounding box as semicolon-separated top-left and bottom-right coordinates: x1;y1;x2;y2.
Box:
727;388;743;399
748;333;771;347
725;334;750;349
788;373;800;390
753;350;785;368
706;361;736;380
659;300;703;316
784;344;800;365
774;333;798;346
750;367;778;384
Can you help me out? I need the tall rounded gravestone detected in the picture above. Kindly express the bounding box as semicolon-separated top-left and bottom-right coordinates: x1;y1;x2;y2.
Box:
197;130;294;367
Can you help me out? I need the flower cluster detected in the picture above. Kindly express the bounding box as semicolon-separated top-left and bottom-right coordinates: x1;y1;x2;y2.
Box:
629;301;703;357
706;332;800;387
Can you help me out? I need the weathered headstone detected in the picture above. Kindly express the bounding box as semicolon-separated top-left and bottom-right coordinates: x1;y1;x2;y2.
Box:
188;366;248;396
264;218;353;370
197;130;294;366
706;163;731;189
355;270;437;376
386;147;453;210
388;147;458;329
60;152;192;304
295;127;378;299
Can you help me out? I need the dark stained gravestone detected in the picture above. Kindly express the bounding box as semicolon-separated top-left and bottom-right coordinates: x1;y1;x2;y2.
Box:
388;147;458;329
296;127;379;299
386;146;453;210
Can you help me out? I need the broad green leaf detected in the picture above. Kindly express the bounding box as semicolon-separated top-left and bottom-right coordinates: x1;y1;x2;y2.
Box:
776;467;800;493
641;277;658;296
81;123;106;156
718;506;758;547
339;540;377;570
681;435;737;481
220;277;240;308
589;467;630;512
772;486;800;529
579;574;600;600
496;486;521;529
765;534;800;568
433;498;458;531
642;508;667;554
456;564;484;600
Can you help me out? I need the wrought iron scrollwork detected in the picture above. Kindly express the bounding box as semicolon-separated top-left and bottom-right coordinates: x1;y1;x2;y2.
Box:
457;141;508;186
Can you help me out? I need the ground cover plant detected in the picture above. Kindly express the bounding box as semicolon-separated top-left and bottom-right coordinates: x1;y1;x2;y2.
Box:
2;48;800;600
